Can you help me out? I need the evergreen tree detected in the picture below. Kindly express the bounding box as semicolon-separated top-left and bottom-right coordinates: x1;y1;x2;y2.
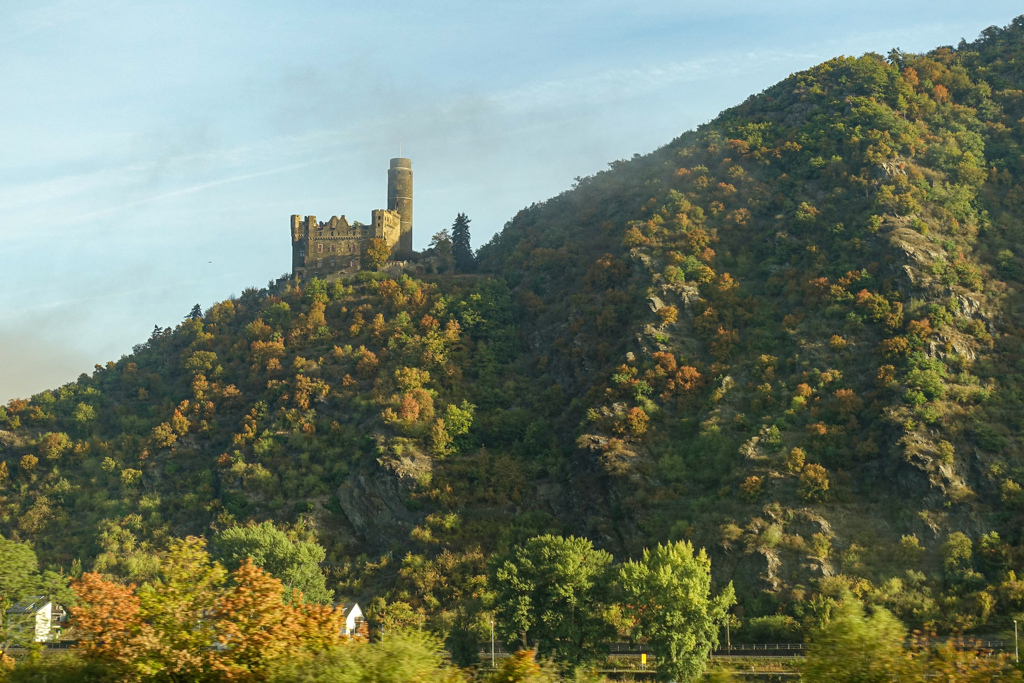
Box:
451;213;474;273
188;304;203;320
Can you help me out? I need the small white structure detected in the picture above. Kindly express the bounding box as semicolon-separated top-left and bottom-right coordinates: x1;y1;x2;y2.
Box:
338;602;364;637
5;596;65;642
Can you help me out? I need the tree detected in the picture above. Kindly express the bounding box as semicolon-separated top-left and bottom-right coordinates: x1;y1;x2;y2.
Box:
801;596;916;683
188;303;203;320
364;238;392;271
72;536;346;680
618;540;735;683
210;558;341;679
429;229;454;273
0;536;46;607
490;535;615;665
451;213;474;273
134;537;227;678
212;521;332;604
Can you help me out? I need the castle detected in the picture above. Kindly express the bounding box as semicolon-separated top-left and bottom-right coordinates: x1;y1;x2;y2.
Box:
290;157;412;278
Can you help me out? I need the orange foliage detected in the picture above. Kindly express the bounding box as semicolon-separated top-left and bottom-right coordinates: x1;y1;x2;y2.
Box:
291;375;330;411
623;226;649;248
399;392;421;421
656;305;679;325
72;549;345;681
906;319;933;339
369;313;387;343
625;407;649;437
71;572;149;668
686;228;710;252
740;476;763;502
834;388;862;416
710;327;739;359
377;279;408;311
209;559;342;679
419;315;439;332
879;337;910;358
652;352;677;375
675;366;701;391
250;339;285;369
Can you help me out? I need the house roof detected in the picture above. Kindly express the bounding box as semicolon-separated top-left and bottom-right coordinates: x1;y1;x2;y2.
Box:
6;596;50;615
334;602;361;618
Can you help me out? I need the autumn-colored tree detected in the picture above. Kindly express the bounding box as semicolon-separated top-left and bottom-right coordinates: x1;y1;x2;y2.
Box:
209;558;338;679
72;537;346;681
364;238;392;271
799;464;830;502
70;571;149;671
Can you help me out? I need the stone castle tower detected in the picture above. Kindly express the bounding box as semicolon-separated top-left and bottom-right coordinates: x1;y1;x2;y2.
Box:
290;157;413;278
387;157;413;254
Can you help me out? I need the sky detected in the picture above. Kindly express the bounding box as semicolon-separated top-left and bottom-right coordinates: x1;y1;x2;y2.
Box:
1;1;1021;402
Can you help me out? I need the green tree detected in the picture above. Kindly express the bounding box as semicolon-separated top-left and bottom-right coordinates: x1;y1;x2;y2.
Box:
188;303;203;320
429;229;455;273
0;534;72;612
213;521;332;604
451;213;474;273
618;540;735;683
134;537;226;676
303;277;329;304
801;596;916;683
490;535;615;665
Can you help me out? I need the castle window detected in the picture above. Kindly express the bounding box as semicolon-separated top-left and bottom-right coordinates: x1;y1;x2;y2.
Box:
317;259;322;268
317;243;323;253
330;244;334;253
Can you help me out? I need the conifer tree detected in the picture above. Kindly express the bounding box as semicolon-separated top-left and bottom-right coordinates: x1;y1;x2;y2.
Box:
451;213;474;273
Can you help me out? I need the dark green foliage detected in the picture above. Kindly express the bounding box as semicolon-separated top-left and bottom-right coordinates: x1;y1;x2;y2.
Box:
451;213;474;273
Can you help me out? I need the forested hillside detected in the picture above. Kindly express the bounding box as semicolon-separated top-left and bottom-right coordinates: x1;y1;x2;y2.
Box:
7;15;1024;647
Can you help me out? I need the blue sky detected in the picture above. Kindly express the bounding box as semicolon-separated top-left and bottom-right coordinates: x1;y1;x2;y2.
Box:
1;1;1021;401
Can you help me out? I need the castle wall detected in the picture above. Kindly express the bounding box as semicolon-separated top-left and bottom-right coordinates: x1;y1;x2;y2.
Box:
291;158;413;278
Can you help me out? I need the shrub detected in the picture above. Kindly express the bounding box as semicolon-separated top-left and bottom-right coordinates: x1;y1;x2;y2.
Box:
799;464;829;502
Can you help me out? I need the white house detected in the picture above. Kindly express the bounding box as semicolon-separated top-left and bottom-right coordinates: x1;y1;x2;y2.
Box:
5;596;65;642
337;602;365;637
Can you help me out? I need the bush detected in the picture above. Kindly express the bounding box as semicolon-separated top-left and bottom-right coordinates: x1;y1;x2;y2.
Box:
271;629;465;683
741;615;803;643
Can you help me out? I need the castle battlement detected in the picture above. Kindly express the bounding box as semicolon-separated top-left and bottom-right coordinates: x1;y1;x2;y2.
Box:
290;158;412;278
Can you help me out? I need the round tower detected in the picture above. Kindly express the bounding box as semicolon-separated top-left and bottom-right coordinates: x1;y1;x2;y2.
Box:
387;157;413;254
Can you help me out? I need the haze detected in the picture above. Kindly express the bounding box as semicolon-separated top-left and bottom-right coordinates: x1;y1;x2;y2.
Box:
1;0;1019;402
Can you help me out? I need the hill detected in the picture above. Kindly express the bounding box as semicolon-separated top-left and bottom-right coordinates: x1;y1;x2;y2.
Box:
6;15;1024;641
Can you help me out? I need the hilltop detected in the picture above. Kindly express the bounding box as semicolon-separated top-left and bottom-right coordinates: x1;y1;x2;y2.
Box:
6;16;1024;643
